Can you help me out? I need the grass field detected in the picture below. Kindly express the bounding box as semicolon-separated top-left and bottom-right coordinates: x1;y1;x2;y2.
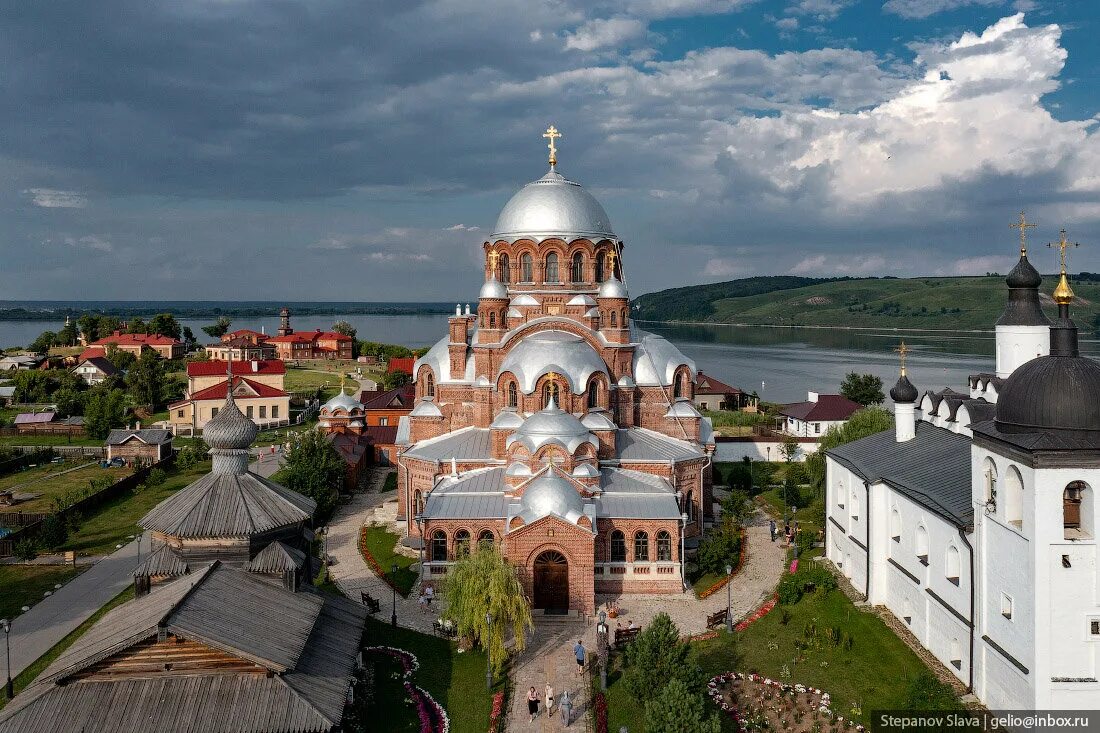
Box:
603;588;936;732
358;617;504;733
0;585;134;710
0;461;134;513
0;434;104;447
0;564;86;620
360;524;418;597
62;460;212;556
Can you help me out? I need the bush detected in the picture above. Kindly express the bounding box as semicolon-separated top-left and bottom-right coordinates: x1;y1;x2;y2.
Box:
145;467;167;487
15;536;38;561
777;565;838;605
904;671;961;710
39;514;69;550
695;524;742;577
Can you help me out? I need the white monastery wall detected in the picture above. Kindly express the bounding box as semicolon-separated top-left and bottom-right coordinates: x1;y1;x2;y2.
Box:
714;439;817;463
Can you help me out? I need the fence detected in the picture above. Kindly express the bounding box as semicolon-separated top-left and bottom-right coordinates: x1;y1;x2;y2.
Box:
0;424;86;438
3;445;104;458
0;449;54;477
0;453;176;558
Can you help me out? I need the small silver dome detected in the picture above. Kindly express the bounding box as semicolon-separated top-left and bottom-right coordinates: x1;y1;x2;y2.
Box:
509;396;597;454
598;276;629;300
322;390;362;415
492;169;615;240
479;276;509;300
519;471;586;524
203;388;258;454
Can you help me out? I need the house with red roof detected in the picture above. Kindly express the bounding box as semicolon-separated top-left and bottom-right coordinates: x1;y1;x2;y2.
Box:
186;359;285;392
693;370;757;412
88;331;184;360
777;391;863;437
170;360;290;434
386;357;415;375
266;330;353;361
358;385;416;427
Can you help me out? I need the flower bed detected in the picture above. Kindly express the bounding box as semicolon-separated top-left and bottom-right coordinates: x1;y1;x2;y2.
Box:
594;691;608;733
364;645;451;733
707;671;866;732
734;595;777;632
359;526;408;597
487;690;505;733
697;527;749;599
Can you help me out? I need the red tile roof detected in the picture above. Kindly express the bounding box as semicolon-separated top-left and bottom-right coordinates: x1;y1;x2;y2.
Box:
360;385;416;410
91;331;182;347
224;329;268;341
187;376;289;402
695;371;742;395
267;329;352;344
387;357;415;375
186;359;286;377
779;394;862;422
79;346;107;361
362;425;399;445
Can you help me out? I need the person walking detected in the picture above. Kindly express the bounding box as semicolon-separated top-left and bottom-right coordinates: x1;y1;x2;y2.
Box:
423;584;434;608
769;518;777;542
573;640;586;677
527;686;540;722
544;682;555;719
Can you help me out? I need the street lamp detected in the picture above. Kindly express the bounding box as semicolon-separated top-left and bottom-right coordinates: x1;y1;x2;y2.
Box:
391;563;398;627
1;618;12;699
597;610;609;691
484;612;493;690
680;512;689;592
414;514;424;583
725;564;734;633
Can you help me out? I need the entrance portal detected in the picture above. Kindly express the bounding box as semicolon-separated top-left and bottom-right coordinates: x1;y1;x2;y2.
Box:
533;550;569;613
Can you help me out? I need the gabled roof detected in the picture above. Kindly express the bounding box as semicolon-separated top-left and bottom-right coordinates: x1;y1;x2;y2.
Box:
614;428;704;462
388;357;416;374
78;346;107;361
267;329;352;344
224;328;268;341
14;412;55;425
74;356;119;376
186;359;286;377
91;331;181;347
106;428;173;446
187;376;288;402
362;425;400;445
360;385;416;410
245;541;307;574
133;543;189;578
779;394;862;422
695;371;741;395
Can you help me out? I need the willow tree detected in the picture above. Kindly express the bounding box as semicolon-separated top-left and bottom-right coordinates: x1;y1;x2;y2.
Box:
444;543;533;674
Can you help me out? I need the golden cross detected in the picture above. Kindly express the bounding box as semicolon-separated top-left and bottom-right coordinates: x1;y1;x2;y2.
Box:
606;249;618;272
545;371;561;386
543;125;562;166
488;248;500;274
1010;211;1037;256
894;342;910;375
1047;228;1079;274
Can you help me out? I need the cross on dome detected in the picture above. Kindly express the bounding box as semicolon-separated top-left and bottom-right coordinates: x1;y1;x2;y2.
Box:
543;125;561;167
1049;228;1081;305
1010;211;1037;256
894;341;910;376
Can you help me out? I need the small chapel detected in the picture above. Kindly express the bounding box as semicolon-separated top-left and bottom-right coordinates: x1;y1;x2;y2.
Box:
395;128;715;615
825;217;1100;711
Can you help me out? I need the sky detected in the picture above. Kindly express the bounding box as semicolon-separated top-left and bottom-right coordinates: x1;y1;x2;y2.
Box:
2;0;1100;301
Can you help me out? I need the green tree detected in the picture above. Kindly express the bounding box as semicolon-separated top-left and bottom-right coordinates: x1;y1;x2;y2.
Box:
721;488;752;527
11;370;51;403
381;369;412;391
201;316;233;339
29;330;57;354
623;613;706;702
39;514;69;549
644;677;722;733
53;387;88;416
126;349;167;406
105;345;136;371
695;524;742;577
332;321;358;356
148;313;182;339
840;371;885;406
84;388;126;439
77;314;122;343
281;429;343;519
181;326;196;346
780;435;800;463
805;407;894;490
126;317;147;334
57;319;79;347
444;543;533;675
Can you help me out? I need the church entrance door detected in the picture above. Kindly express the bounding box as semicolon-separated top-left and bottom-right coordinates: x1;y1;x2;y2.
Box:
533;550;569;614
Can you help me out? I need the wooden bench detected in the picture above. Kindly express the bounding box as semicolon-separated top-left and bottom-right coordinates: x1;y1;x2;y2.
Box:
614;627;641;647
360;591;381;615
706;608;728;630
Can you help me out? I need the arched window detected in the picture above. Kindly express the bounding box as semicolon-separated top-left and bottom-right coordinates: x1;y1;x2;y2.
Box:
507;381;518;408
500;253;510;283
426;373;435;397
489;312;496;329
595;251;606;282
610;311;617;327
413;490;424;517
521;253;533;282
1064;481;1092;538
946;545;961;584
610;530;626;562
588;381;599;408
1005;465;1023;528
545;253;559;282
890;508;902;541
454;529;471;557
571;252;584;282
478;530;494;547
850;486;860;521
656;530;672;561
543;380;560;407
673;375;682;398
684;491;695;522
915;525;929;565
984;458;998;507
634;531;649;561
431;530;447;562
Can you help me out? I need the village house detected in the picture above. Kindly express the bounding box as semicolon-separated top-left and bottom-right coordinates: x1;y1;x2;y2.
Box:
71;356;120;386
105;428;174;464
267;329;354;361
88;331;184;360
693;370;757;412
0;354;43;371
777;391;862;437
169;360;290;434
204;329;277;361
360;384;416;427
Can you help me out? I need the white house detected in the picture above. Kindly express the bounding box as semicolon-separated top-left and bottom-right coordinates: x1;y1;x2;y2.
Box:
779;392;862;437
824;244;1100;710
71;356;120;386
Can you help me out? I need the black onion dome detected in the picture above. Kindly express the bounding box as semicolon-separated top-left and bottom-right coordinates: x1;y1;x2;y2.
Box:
997;254;1050;327
1005;254;1042;289
890;374;918;403
995;352;1100;437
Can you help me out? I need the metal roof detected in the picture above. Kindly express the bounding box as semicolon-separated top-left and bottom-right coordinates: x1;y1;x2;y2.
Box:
491;167;616;240
595;493;682;519
827;422;974;527
106;428;173;446
435;467;506;494
600;468;673;493
614;428;703;462
423;492;508;519
402;427;493;461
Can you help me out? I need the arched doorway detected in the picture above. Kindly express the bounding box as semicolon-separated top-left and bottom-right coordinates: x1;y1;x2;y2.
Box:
533;550;569;613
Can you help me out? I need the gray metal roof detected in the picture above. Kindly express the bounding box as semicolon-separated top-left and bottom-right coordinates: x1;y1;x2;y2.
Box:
133;543;188;578
140;470;315;538
245;540;306;573
600;468;673;493
595;468;680;519
435;467;506;494
106;428;173;446
402;427;493;461
0;564;367;733
615;428;704;462
827;422;974;527
423;492;508;519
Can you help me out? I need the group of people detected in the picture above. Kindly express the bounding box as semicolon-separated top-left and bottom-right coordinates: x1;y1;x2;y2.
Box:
768;518;800;547
416;583;435;610
525;682;556;722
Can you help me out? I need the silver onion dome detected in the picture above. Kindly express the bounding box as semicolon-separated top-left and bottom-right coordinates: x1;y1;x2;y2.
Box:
491;169;615;240
204;388;258;451
598;276;629;299
479;275;509;299
519;471;586;524
322;390;362;414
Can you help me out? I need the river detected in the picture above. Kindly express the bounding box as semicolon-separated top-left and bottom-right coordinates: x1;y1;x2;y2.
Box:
5;315;1097;404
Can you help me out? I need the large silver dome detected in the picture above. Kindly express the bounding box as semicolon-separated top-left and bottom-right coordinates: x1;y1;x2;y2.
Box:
492;169;615;240
519;471;586;524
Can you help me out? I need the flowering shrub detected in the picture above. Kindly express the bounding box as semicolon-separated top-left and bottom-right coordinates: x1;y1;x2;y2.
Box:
706;671;866;732
363;646;451;733
487;691;505;733
594;692;608;733
359;527;403;596
734;595;777;632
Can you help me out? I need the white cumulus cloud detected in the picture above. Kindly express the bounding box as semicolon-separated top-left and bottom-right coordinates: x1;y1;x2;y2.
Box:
25;188;87;208
564;18;647;52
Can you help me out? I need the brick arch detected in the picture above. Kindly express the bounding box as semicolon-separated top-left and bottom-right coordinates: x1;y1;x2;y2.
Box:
498;317;609;356
416;364;436;397
523;541;576;568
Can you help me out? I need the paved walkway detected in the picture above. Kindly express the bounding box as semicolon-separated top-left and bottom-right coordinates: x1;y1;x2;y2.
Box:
0;536;142;682
249;451;285;478
508;617;594;733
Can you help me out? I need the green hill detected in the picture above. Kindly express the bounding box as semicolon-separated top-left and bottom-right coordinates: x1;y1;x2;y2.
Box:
633;275;1100;332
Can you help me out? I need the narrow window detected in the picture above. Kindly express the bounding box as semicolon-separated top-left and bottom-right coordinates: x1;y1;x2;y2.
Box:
545;253;559;282
413;490;423;516
259;405;267;419
656;530;672;561
610;311;617;327
610;530;626;562
588;381;599;408
1000;593;1013;620
673;375;682;399
890;509;901;542
521;253;533;282
379;417;388;426
946;545;960;585
500;253;510;283
595;251;606;282
426;374;435;397
916;525;929;565
272;406;279;419
431;530;447;562
571;252;584;282
246;405;254;419
454;529;471;557
508;381;518;408
489;312;496;329
634;531;649;561
1064;482;1085;531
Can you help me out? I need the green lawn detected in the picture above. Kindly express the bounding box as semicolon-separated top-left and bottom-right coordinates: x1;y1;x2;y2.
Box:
356;617;504;733
0;564;86;620
284;368;344;394
0;434;104;447
0;460;134;513
360;524;418;597
382;472;397;493
0;585;134;710
61;460;212;556
604;588;938;732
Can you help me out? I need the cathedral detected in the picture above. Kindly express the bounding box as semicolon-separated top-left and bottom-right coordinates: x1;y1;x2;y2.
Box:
395;128;714;615
825;220;1100;710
